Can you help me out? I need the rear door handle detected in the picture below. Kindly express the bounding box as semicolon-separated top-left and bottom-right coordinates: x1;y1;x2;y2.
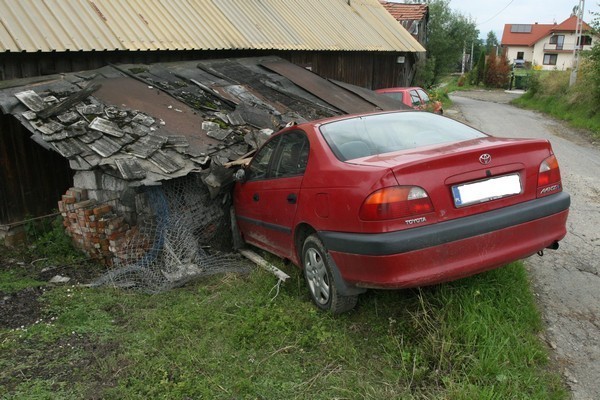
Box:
287;193;297;204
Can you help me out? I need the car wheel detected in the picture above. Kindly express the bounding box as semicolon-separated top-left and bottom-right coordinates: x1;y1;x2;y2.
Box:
302;234;358;314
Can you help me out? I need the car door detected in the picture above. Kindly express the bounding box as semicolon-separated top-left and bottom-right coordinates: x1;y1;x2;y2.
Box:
234;131;309;259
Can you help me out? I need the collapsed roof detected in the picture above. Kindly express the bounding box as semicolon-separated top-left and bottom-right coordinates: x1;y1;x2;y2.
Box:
0;56;408;193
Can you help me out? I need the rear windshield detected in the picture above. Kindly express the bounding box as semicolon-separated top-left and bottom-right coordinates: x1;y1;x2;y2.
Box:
319;111;486;161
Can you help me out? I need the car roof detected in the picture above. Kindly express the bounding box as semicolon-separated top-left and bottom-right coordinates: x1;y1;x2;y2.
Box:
375;86;424;93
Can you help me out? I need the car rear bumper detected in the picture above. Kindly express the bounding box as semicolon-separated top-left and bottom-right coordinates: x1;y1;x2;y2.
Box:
319;192;570;289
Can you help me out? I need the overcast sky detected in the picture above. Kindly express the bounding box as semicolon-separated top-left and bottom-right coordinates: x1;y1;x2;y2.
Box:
449;0;599;40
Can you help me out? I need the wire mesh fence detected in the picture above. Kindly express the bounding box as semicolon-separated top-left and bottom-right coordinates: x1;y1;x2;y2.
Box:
91;174;250;293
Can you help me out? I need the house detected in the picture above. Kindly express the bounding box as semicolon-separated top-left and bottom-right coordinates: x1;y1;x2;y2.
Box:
0;0;424;243
380;2;429;49
501;15;595;70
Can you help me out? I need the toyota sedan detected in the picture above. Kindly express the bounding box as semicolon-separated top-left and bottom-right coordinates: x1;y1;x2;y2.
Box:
232;111;570;313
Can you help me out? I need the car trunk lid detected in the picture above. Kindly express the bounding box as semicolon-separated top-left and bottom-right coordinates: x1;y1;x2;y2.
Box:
348;137;553;222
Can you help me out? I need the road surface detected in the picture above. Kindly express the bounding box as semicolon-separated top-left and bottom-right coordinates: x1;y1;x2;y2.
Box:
450;91;600;400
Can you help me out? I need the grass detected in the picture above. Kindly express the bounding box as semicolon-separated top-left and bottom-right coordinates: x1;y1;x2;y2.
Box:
512;69;600;138
0;235;568;399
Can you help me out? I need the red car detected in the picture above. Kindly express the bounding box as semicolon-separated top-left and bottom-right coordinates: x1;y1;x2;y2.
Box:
375;86;443;114
233;111;569;313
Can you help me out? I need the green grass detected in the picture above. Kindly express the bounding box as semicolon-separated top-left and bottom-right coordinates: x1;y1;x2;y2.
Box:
0;244;568;399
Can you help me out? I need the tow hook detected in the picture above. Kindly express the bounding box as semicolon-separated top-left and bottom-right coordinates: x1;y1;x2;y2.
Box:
537;250;544;257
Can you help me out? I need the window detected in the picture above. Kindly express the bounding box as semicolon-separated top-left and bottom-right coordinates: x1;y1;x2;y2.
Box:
578;35;592;46
247;136;280;181
549;34;564;49
543;54;558;65
272;132;309;178
319;112;485;161
416;89;430;104
247;132;309;181
409;90;422;106
516;51;524;60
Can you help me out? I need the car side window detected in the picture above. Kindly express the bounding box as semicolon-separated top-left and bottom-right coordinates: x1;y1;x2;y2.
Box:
417;89;430;103
409;90;422;106
272;131;310;178
247;136;280;181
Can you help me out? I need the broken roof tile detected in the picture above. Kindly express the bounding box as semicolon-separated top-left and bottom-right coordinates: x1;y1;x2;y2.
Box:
79;130;103;143
77;103;104;115
207;128;233;140
15;90;46;112
89;117;125;137
69;155;93;170
130;122;150;137
112;134;136;147
127;134;168;159
115;158;147;180
89;136;122;157
132;113;155;127
51;138;87;158
57;111;80;124
37;121;65;135
165;136;189;149
42;131;71;142
66;120;88;137
21;111;37;120
148;150;184;174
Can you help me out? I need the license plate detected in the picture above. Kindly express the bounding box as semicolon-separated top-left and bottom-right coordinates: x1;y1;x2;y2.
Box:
452;174;521;207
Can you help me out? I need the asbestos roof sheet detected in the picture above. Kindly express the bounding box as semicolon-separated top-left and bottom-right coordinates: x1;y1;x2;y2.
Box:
0;0;424;53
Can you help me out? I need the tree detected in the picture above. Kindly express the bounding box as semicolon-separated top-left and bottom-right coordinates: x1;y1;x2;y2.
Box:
486;31;499;55
484;52;510;88
415;0;479;86
475;50;486;85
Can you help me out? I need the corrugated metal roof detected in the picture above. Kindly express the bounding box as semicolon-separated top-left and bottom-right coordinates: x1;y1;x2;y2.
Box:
0;0;425;53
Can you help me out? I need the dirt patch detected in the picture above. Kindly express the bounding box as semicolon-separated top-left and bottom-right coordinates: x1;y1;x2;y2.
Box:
0;247;104;330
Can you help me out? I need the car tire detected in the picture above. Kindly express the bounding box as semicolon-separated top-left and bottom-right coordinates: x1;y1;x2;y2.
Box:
302;234;358;314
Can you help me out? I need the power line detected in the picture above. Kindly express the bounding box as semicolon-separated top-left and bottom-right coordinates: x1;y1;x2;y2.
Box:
477;0;515;26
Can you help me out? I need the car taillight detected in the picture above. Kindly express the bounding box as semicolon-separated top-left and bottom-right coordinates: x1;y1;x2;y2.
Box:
537;155;562;197
359;186;434;221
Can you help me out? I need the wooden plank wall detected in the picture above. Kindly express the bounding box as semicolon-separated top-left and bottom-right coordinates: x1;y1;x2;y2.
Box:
0;115;72;224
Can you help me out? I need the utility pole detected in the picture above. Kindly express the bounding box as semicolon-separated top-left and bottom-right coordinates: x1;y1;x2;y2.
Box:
570;0;585;86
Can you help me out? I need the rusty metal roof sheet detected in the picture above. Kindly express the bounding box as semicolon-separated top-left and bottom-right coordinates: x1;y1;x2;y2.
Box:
0;0;424;53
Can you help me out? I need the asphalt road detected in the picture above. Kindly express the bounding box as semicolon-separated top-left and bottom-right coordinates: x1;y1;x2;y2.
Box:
449;91;600;400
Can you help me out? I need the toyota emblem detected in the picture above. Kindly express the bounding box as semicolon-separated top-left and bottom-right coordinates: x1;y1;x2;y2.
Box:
479;153;491;165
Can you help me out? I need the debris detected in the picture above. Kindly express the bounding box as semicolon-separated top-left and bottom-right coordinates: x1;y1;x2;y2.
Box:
238;249;290;282
49;275;71;284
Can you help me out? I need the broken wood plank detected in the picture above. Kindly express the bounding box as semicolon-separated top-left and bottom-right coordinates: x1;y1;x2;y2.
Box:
37;82;101;119
238;249;290;282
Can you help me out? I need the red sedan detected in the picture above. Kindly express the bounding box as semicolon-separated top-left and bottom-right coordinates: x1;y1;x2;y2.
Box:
375;86;444;114
233;111;570;313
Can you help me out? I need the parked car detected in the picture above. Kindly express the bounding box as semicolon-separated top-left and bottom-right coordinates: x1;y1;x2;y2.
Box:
232;111;570;313
375;86;443;114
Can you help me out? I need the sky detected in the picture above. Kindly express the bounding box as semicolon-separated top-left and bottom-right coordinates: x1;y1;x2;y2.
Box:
448;0;599;40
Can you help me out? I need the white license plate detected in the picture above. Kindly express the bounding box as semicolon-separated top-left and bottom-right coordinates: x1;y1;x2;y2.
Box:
452;174;521;207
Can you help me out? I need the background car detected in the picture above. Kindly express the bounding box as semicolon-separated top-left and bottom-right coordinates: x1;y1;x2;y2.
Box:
375;86;443;114
233;111;569;313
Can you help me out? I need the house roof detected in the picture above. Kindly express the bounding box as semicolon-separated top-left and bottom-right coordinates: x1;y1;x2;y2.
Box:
379;2;428;22
0;0;425;53
501;16;592;47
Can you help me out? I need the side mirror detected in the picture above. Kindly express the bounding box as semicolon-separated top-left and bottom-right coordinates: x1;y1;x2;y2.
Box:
233;168;247;183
